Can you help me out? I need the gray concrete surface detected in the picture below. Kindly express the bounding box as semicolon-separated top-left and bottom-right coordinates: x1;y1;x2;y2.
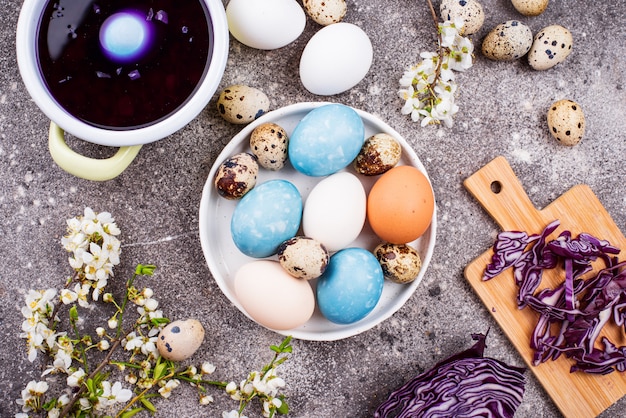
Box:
2;0;625;417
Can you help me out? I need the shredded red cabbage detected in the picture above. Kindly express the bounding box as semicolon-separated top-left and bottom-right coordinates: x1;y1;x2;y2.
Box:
483;220;626;374
374;333;526;418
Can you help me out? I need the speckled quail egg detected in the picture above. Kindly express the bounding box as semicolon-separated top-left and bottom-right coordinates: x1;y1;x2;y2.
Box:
217;85;270;124
547;99;585;146
374;243;422;284
277;236;329;280
511;0;549;16
528;25;573;70
440;0;485;36
214;152;259;199
156;319;205;361
353;133;402;176
482;20;533;61
303;0;347;26
250;122;289;171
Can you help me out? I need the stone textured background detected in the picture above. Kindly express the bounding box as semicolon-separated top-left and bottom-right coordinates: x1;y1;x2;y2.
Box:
1;0;625;417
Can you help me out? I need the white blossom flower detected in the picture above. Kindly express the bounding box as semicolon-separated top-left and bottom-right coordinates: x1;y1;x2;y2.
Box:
124;332;143;351
67;368;86;388
448;35;474;71
73;283;91;308
158;379;181;398
107;317;118;329
60;289;78;305
223;411;248;418
98;339;110;351
201;361;216;374
144;298;159;312
199;394;214;405
439;18;464;48
42;348;72;376
95;381;132;411
16;380;49;412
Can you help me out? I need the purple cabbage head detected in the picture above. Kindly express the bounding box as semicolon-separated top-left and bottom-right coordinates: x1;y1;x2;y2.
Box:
373;333;526;418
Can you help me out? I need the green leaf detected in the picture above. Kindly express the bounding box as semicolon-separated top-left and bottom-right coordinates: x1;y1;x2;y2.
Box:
140;397;158;413
135;264;157;276
86;378;96;395
151;317;170;326
277;398;289;415
120;407;145;418
153;362;167;380
69;305;79;322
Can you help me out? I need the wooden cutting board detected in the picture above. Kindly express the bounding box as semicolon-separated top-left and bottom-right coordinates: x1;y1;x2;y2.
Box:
464;156;626;418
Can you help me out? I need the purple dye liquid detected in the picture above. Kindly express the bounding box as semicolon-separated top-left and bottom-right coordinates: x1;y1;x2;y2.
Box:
37;0;213;130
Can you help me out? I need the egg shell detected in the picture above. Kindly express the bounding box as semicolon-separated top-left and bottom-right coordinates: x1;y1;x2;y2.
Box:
317;248;384;324
528;25;573;71
289;104;365;177
481;20;533;61
511;0;549;16
250;122;289;171
300;23;373;96
354;133;402;176
226;0;306;50
303;172;366;252
547;99;585;145
234;260;315;330
217;85;270;125
367;165;435;244
214;152;258;199
303;0;347;26
440;0;485;35
157;319;205;361
231;179;302;258
277;236;329;279
374;243;422;284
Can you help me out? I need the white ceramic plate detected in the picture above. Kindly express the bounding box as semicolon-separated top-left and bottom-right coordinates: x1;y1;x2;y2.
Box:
199;102;437;341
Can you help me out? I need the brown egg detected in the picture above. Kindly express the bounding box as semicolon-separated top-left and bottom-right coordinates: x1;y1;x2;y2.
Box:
367;166;435;244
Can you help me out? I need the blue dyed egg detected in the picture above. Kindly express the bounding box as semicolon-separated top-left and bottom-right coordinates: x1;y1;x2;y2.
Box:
289;104;365;176
317;248;384;324
231;180;302;258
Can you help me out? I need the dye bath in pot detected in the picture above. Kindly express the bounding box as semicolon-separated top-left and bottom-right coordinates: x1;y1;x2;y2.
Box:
37;0;214;130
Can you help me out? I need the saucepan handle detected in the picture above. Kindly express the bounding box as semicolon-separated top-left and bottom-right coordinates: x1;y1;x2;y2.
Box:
48;122;142;181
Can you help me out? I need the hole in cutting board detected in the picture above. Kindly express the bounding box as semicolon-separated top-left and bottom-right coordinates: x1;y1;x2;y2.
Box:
490;181;502;194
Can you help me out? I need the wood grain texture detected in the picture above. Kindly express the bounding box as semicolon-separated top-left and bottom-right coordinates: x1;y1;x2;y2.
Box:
464;156;626;418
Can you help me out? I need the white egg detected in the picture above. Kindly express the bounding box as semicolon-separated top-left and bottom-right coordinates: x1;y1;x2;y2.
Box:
234;260;315;330
299;23;373;95
226;0;306;50
303;172;366;252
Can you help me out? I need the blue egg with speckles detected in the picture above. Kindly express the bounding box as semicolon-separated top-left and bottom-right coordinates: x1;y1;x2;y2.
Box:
231;180;302;258
317;248;384;324
289;104;365;177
